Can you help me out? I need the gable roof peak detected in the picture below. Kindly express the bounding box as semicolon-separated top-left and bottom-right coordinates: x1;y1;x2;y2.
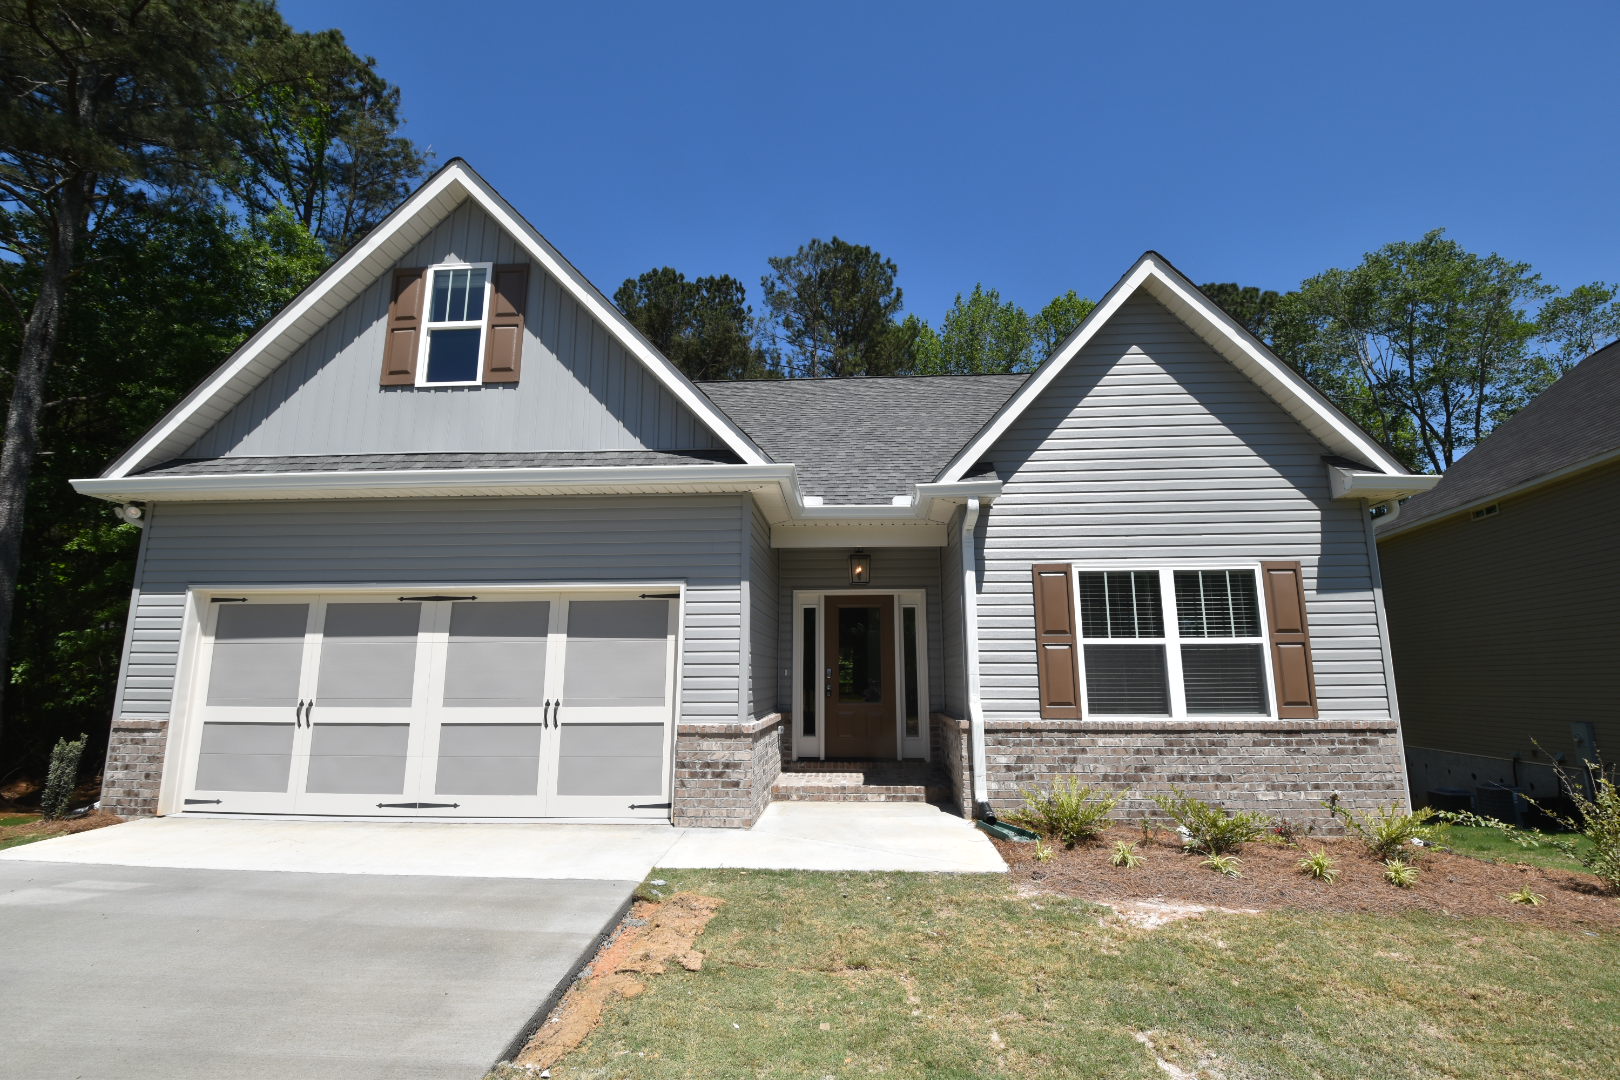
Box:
934;250;1413;482
100;158;768;478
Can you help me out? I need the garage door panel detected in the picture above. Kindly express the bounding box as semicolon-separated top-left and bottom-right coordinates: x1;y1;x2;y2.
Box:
304;723;411;795
205;604;309;707
555;723;664;797
194;722;296;793
434;724;544;797
442;601;549;707
315;603;421;708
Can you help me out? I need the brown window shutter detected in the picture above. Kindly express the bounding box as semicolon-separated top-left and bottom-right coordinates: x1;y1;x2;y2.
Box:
381;268;426;386
482;263;529;383
1031;563;1082;720
1261;561;1319;719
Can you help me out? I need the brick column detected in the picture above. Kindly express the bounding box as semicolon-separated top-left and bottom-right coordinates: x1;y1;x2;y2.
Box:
100;718;169;818
671;713;783;828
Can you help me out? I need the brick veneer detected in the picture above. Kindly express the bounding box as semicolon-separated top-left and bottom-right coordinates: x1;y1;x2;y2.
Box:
983;718;1407;828
671;713;783;827
931;712;972;816
101;718;168;818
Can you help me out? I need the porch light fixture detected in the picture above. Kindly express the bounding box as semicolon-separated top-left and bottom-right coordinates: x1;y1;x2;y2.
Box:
848;549;872;585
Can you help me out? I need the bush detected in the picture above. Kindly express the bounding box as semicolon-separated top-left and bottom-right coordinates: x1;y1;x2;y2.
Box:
1109;840;1145;868
40;733;88;820
1150;788;1273;855
1384;858;1419;888
1007;778;1124;848
1446;757;1620;893
1328;801;1445;860
1201;853;1242;877
1297;850;1339;883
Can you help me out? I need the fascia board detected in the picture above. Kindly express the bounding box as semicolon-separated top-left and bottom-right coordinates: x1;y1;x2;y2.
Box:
1327;466;1442;502
73;464;798;504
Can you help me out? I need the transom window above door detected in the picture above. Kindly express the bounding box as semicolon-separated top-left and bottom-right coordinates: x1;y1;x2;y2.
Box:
1075;567;1272;719
420;263;491;385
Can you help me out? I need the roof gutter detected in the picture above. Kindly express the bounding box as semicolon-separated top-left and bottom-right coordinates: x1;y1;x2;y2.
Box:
1326;466;1441;503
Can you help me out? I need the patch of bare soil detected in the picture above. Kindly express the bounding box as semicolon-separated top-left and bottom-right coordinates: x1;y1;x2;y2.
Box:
997;825;1618;932
511;891;724;1072
0;810;123;846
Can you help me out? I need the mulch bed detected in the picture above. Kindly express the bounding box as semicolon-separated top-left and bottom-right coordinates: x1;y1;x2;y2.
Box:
994;825;1619;932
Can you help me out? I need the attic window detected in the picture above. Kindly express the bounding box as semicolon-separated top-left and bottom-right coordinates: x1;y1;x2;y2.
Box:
420;264;491;385
1471;504;1500;521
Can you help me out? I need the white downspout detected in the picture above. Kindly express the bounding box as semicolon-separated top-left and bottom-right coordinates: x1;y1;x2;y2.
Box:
961;497;990;812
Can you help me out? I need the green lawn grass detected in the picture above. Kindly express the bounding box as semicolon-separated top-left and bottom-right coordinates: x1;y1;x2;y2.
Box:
0;813;51;850
0;814;37;828
509;870;1620;1080
1442;824;1595;872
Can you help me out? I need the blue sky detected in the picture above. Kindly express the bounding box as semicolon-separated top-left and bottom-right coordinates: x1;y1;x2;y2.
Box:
281;0;1620;326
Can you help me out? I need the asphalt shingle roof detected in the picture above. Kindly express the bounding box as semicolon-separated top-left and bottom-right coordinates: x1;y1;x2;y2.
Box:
137;449;740;475
1383;340;1620;532
698;373;1026;504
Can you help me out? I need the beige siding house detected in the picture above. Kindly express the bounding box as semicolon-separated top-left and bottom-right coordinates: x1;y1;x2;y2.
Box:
1378;341;1620;811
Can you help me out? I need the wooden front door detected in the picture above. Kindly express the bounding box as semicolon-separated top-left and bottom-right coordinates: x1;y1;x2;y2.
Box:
822;595;896;759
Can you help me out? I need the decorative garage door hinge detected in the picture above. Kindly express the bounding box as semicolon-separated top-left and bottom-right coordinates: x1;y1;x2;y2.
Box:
375;802;461;809
184;798;224;805
628;802;672;810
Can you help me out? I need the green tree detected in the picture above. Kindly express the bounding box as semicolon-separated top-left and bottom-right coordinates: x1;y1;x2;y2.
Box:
1031;290;1097;361
760;237;909;378
1535;282;1620;372
930;285;1034;374
613;268;770;381
0;0;416;753
1266;230;1610;472
1200;283;1284;341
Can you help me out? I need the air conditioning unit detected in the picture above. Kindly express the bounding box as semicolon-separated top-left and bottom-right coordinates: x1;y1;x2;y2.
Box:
1474;784;1524;825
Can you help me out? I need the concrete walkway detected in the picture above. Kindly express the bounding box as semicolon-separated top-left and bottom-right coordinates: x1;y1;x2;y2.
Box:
2;801;1004;877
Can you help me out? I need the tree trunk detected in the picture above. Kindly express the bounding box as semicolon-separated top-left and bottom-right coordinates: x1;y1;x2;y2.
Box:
0;175;92;746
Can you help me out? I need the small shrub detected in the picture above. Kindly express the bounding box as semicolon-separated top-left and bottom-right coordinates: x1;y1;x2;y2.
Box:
1271;818;1316;846
1110;840;1145;868
1328;801;1445;860
1150;788;1273;855
1384;858;1419;888
1297;850;1339;883
1201;853;1242;877
1033;839;1055;864
1007;778;1125;848
40;733;88;821
1506;886;1545;906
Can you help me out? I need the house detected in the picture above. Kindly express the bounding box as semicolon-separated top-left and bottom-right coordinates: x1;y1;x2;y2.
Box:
73;160;1438;829
1377;341;1620;813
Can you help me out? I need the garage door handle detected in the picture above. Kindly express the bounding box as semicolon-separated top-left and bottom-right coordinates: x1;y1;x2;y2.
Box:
543;699;552;727
294;699;307;727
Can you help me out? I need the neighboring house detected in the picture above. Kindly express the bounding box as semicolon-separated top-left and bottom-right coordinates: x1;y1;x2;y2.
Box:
74;160;1437;829
1377;341;1620;812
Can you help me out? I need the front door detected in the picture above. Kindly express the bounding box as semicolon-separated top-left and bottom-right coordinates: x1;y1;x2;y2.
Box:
822;595;896;759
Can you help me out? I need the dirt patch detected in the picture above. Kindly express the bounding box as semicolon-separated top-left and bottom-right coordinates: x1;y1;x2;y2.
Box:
997;825;1618;932
510;891;723;1072
0;810;122;849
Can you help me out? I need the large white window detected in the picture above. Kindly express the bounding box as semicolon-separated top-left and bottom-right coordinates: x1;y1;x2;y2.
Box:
1075;566;1272;719
418;263;491;386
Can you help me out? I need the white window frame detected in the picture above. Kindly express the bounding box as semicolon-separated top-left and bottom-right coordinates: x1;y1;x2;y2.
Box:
415;261;493;388
1071;563;1277;722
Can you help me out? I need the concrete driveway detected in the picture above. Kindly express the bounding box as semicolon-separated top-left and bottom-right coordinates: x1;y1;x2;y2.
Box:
0;860;634;1080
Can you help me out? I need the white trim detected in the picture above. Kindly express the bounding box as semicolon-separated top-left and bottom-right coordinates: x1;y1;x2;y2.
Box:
961;498;988;811
789;588;928;762
1069;563;1278;723
936;252;1411;484
101;160;768;478
1327;466;1441;502
414;261;492;388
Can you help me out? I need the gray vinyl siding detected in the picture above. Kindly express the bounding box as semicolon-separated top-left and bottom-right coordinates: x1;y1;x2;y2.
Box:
746;500;778;720
774;548;945;714
941;507;967;718
1379;461;1620;763
976;292;1390;724
185;200;719;459
117;494;748;725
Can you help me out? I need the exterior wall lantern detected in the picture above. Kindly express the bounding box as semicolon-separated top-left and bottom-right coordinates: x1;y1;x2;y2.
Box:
848;549;872;585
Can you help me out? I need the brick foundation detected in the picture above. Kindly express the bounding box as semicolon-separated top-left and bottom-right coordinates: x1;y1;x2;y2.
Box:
983;718;1406;829
101;718;168;818
931;712;973;817
671;713;783;828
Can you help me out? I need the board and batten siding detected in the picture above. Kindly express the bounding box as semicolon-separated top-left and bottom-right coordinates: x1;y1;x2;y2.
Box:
774;548;946;715
1379;461;1620;765
976;292;1391;724
184;200;719;459
115;494;750;726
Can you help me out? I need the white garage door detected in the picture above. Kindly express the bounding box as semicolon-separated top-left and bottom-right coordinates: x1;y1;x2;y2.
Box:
177;591;676;820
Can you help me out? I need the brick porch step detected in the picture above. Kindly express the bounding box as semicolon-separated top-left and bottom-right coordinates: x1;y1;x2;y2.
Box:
772;761;952;804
